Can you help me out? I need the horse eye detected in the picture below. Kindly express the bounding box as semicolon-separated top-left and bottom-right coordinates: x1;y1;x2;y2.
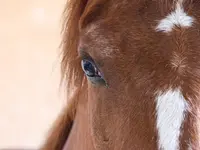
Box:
81;59;106;85
81;59;100;77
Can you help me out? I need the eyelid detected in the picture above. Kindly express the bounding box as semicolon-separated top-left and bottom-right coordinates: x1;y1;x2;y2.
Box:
80;52;93;62
79;50;100;68
79;49;90;59
79;49;106;78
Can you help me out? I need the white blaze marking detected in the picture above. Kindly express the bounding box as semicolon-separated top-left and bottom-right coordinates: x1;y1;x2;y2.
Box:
156;0;194;33
156;89;188;150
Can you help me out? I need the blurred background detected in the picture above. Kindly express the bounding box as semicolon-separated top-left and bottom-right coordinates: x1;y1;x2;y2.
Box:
0;0;66;149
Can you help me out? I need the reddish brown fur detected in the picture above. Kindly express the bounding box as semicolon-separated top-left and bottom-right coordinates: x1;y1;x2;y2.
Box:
40;0;200;150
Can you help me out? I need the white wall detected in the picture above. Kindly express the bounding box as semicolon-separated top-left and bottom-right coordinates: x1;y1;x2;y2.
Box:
0;0;66;149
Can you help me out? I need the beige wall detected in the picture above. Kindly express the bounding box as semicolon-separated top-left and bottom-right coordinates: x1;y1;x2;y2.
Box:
0;0;66;149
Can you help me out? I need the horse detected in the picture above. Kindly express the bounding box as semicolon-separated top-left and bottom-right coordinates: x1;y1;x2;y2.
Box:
40;0;200;149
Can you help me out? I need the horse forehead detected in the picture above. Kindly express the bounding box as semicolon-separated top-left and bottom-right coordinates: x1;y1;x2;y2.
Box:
84;0;195;31
83;0;198;57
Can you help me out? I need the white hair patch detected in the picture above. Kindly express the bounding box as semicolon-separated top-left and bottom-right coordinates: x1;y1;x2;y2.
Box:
155;88;189;150
156;0;194;33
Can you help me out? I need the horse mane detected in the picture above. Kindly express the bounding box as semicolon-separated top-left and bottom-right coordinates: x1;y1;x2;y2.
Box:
40;1;89;150
60;0;106;117
61;0;87;97
60;0;89;120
